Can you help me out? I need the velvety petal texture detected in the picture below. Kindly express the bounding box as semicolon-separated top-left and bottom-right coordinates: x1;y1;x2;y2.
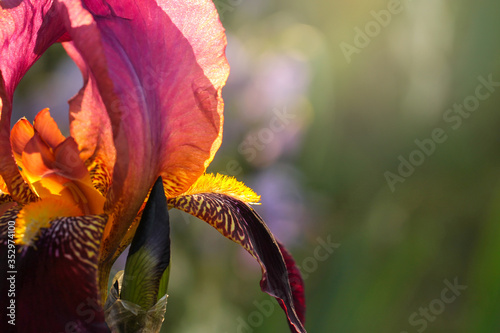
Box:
278;242;306;326
169;179;306;332
0;208;109;332
53;0;229;263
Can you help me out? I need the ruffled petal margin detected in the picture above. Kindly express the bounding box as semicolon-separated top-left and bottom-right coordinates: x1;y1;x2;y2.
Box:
169;188;306;332
54;0;229;265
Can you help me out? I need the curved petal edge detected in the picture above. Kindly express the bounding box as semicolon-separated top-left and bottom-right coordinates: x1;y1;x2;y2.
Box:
169;193;306;333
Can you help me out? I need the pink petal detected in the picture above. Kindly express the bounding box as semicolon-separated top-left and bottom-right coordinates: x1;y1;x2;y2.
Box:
0;1;65;201
56;0;229;261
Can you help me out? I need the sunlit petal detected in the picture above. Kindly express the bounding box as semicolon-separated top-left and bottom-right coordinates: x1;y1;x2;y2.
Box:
174;173;261;204
0;1;66;200
55;0;228;264
21;132;56;180
0;75;36;204
15;196;83;246
63;42;116;179
33;108;66;149
10;118;35;164
11;110;105;214
0;177;9;195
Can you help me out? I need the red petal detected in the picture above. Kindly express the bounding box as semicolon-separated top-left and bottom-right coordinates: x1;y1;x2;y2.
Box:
0;1;65;97
278;242;306;326
0;1;66;202
56;0;228;262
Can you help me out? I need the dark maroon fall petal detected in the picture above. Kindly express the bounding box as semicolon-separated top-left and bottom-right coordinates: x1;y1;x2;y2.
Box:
278;242;306;325
0;210;110;333
170;193;307;333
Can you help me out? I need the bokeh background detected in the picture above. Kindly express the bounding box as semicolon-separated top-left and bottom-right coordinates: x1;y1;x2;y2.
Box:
13;0;500;332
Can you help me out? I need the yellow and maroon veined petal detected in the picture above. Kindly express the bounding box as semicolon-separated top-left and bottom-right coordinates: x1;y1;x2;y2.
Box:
0;1;66;203
55;0;229;265
169;174;307;333
0;208;110;332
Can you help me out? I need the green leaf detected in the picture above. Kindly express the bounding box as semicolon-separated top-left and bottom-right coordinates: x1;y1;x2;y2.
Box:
121;177;171;310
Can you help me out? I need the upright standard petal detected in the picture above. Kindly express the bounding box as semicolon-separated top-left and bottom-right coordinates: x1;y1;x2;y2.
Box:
0;1;65;201
55;0;229;263
0;0;65;96
63;41;116;183
10;110;106;215
169;175;307;333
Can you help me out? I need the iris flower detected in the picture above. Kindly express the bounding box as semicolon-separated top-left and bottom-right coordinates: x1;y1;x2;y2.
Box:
0;0;306;332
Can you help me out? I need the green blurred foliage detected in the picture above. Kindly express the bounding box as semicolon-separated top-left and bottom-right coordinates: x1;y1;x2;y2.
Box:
13;0;500;332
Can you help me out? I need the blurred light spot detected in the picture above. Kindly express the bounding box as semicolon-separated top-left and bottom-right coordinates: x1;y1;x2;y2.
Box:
252;164;309;245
